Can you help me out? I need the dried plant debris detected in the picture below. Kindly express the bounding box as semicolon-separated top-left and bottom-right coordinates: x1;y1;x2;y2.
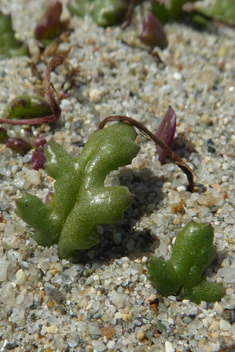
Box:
0;12;29;57
68;0;129;27
34;0;70;43
148;221;224;304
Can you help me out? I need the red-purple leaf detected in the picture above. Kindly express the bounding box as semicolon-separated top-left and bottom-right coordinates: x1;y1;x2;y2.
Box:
32;137;47;149
34;0;70;40
6;138;31;154
139;13;168;50
99;114;194;192
31;150;46;170
155;106;176;164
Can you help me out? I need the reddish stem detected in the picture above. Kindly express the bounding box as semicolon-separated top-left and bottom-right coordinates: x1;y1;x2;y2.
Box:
0;55;65;125
99;115;195;192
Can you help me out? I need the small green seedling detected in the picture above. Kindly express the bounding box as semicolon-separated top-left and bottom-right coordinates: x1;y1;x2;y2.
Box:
0;56;64;125
12;55;195;263
148;221;224;303
1;95;53;121
210;0;235;22
151;0;197;22
194;0;235;24
68;0;128;27
16;123;139;262
0;12;29;57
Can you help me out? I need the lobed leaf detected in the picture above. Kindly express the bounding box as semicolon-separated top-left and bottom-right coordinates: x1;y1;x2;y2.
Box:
148;221;224;303
15;123;139;262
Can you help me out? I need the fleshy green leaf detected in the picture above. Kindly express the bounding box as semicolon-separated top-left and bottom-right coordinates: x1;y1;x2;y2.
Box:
194;0;235;24
0;12;29;57
15;123;139;262
1;95;53;121
68;0;128;27
148;221;224;303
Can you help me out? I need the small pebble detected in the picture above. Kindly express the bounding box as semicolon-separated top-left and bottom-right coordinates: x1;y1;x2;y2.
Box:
136;330;145;341
208;321;220;331
145;294;157;303
201;114;210;123
47;325;58;334
85;346;93;352
197;194;217;207
218;266;235;283
25;169;41;186
100;327;116;338
142;256;148;264
0;260;9;281
113;232;122;245
220;319;231;331
126;239;135;251
106;341;115;349
115;312;122;319
122;313;132;322
214;302;223;315
15;269;27;285
165;341;174;352
91;340;106;352
89;89;103;103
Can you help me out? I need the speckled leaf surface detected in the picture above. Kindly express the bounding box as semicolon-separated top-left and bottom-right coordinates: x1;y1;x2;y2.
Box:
15;123;139;262
148;221;224;303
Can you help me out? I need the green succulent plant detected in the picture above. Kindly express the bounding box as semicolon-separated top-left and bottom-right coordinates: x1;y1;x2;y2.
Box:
151;0;197;22
1;95;53;121
68;0;128;27
195;0;235;24
210;0;235;22
0;12;28;57
148;221;224;303
15;123;139;262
